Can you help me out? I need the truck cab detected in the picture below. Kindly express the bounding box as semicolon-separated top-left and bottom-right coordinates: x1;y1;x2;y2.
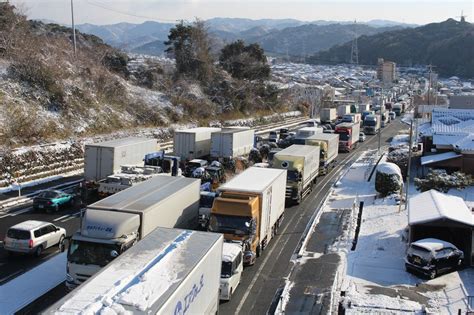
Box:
209;192;259;265
185;159;208;177
198;191;218;229
66;210;140;289
220;242;243;301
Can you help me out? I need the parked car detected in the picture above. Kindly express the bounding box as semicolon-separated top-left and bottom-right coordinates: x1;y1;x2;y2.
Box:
33;190;74;213
359;132;366;142
389;111;396;121
405;238;464;279
4;220;66;256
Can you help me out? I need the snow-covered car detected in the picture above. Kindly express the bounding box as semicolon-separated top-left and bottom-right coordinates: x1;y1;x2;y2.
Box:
4;220;66;256
359;132;366;142
405;238;464;279
33;189;74;213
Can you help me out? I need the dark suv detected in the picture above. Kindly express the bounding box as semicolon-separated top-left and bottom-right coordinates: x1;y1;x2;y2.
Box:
405;238;464;279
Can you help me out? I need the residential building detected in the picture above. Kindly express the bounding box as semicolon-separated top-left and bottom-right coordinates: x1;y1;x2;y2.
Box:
449;95;474;110
377;58;397;85
419;108;474;175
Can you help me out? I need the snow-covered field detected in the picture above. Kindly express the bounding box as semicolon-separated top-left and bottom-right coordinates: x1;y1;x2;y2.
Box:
331;152;474;313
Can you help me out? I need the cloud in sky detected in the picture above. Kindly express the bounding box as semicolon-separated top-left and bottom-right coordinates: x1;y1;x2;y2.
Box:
10;0;473;25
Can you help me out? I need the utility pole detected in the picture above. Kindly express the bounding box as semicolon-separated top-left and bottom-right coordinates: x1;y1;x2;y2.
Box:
350;20;359;65
404;119;414;210
71;0;77;56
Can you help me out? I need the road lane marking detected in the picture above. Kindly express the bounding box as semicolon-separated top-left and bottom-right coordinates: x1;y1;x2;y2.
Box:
9;207;33;216
54;214;71;222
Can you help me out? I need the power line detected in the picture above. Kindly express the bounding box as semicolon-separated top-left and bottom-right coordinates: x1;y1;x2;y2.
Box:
85;0;179;23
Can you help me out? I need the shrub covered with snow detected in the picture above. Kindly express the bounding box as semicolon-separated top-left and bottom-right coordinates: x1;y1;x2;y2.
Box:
386;146;409;177
375;162;403;196
414;169;473;193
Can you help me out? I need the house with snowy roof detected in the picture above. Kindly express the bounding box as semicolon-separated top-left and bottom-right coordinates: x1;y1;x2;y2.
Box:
408;189;474;266
419;108;474;175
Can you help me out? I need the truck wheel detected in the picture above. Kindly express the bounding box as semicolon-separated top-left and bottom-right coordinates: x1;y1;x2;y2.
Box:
58;236;65;252
428;269;437;280
35;245;43;257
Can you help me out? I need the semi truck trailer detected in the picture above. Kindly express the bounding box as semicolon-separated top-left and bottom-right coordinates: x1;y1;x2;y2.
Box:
84;137;157;182
335;122;360;152
211;128;255;158
320;108;336;123
272;145;320;204
66;176;200;289
209;167;286;265
303;133;339;175
48;228;223;315
174;127;221;160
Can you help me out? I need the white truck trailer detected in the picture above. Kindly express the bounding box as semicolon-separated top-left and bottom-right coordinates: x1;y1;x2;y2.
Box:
66;176;200;289
303;133;339;174
48;228;223;315
272;145;319;204
337;105;351;118
320;108;336;123
84;137;157;182
210;128;255;158
174;127;221;160
209;167;286;265
295;126;323;138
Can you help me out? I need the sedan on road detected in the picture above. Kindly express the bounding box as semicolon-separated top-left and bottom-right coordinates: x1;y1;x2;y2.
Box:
33;190;74;213
4;220;66;257
405;238;464;279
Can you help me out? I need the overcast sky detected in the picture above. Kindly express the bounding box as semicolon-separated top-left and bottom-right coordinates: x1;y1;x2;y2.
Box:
10;0;474;26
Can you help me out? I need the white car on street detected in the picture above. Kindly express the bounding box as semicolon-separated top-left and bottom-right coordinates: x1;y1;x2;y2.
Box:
220;242;243;301
4;220;66;257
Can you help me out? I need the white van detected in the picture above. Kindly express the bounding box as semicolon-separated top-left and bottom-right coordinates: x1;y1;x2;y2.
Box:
220;242;243;300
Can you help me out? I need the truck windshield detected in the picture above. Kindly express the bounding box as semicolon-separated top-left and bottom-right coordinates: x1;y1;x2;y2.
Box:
209;214;253;236
287;170;300;182
200;194;216;208
68;240;121;267
336;131;349;141
221;261;233;278
365;120;376;126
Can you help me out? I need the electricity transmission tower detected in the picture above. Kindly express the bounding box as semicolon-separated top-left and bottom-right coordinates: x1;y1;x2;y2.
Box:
350;20;359;65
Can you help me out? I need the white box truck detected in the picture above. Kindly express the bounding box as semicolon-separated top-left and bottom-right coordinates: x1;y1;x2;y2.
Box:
272;145;319;204
211;128;255;158
320;108;336;123
303;133;339;174
84;137;157;182
358;103;371;113
66;176;200;289
209;167;286;265
47;228;222;315
174;127;221;160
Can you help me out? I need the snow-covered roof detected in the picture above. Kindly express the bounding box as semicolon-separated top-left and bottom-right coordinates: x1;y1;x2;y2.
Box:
431;108;474;135
432;134;465;146
11;220;48;231
222;242;242;263
408;189;473;226
453;134;474;153
376;162;402;177
219;167;286;194
412;238;458;252
420;152;462;165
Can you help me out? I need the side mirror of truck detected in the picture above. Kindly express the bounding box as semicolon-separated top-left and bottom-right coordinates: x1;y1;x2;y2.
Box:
110;250;119;258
